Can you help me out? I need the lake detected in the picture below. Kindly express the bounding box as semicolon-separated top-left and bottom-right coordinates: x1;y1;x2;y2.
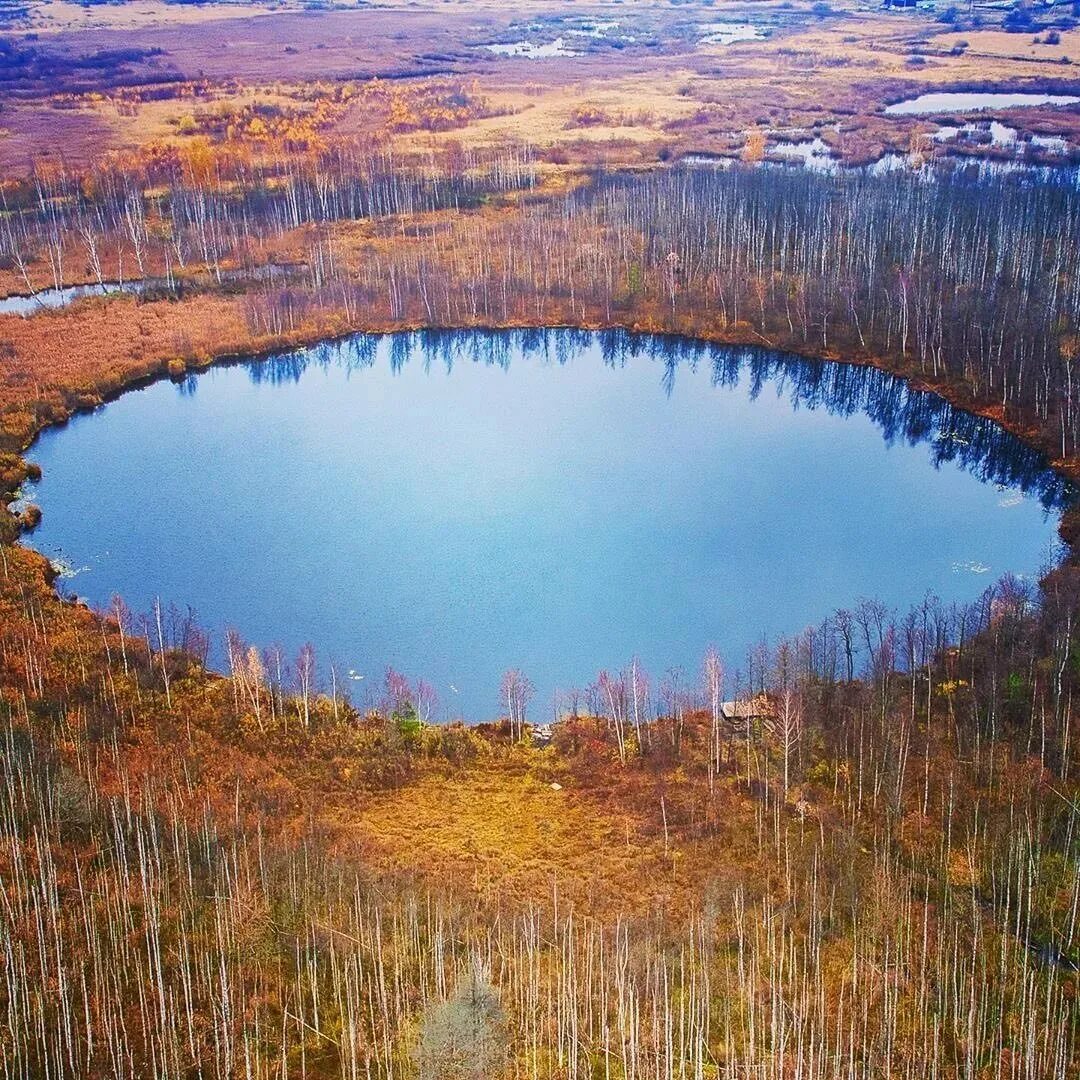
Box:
20;330;1071;720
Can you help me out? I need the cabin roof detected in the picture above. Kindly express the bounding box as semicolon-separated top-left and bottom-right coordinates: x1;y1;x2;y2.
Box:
720;693;777;721
531;724;554;747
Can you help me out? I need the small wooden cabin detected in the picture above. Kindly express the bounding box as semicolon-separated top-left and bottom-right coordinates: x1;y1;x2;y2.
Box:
720;693;778;725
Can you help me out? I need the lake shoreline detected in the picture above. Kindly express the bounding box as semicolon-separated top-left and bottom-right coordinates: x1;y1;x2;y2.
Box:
5;309;1080;584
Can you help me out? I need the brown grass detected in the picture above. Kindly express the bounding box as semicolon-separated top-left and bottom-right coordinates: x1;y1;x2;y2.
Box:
339;758;764;915
0;104;113;174
3;4;1076;173
934;28;1080;65
345;766;668;912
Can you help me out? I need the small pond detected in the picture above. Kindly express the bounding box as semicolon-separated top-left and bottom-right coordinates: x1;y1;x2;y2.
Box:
483;38;579;59
0;281;141;317
886;92;1080;116
698;23;766;46
21;330;1071;720
0;266;295;318
769;138;839;172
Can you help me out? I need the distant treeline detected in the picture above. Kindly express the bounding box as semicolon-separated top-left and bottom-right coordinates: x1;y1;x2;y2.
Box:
0;37;174;93
7;155;1074;458
584;165;1080;453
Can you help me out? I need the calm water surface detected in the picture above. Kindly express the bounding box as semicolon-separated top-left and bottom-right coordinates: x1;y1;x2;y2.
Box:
0;282;136;317
22;331;1070;719
885;92;1080;116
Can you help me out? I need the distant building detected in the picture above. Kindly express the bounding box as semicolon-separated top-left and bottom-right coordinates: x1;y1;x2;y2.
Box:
720;693;778;725
531;724;554;748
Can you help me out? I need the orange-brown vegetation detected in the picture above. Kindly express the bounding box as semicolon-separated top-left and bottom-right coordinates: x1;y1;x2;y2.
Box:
2;4;1080;1073
3;483;1080;1074
3;3;1077;173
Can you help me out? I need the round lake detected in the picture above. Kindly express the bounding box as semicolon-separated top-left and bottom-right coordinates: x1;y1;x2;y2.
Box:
20;330;1071;719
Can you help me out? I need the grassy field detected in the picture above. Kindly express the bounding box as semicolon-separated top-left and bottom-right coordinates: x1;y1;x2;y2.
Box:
2;1;1078;172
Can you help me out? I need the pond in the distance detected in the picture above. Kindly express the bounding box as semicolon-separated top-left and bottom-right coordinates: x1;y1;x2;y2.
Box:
885;92;1080;116
21;330;1072;719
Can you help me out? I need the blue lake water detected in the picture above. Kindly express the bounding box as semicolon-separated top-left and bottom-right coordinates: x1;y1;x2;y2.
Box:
21;330;1071;720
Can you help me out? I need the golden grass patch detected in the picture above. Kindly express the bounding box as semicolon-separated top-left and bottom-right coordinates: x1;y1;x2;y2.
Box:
343;765;682;912
935;28;1080;65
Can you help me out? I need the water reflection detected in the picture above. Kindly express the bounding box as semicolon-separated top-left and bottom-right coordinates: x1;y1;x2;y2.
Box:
245;328;1074;510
